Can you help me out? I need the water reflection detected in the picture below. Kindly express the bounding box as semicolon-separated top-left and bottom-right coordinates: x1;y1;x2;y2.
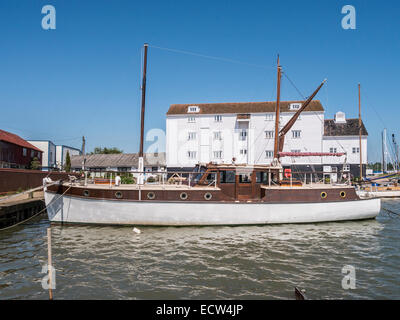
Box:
0;199;399;299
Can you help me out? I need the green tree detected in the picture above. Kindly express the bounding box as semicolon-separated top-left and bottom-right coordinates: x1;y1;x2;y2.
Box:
90;147;123;154
64;151;71;172
30;157;41;170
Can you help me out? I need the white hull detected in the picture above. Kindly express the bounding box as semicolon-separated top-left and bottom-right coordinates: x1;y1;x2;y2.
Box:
44;191;381;226
357;190;400;199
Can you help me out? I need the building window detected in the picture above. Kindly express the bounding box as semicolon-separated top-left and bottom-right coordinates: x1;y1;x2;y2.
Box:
214;115;222;122
292;130;301;139
265;150;273;158
213;131;222;140
265;130;274;139
329;147;337;153
187;106;200;113
188;116;196;123
239;149;247;155
31;150;34;157
291;149;301;153
188;132;197;140
38;153;41;159
213;151;223;159
23;148;27;156
290;103;301;110
343;164;350;172
187;151;197;159
239;130;247;140
265;114;274;121
352;147;360;154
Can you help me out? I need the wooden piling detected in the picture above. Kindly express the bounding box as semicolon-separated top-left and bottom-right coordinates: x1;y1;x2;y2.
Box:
47;227;53;300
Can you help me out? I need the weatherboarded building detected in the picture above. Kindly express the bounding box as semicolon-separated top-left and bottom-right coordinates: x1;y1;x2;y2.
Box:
0;129;43;169
166;101;367;178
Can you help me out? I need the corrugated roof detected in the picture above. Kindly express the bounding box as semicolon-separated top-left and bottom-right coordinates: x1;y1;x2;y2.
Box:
324;119;368;136
0;129;43;152
167;100;324;115
70;152;166;168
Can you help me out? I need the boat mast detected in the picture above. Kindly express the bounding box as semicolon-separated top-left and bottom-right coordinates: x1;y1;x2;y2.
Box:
273;55;281;161
138;43;148;184
358;83;362;179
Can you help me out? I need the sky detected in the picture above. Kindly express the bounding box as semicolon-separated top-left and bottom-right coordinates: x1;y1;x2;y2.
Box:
0;0;399;162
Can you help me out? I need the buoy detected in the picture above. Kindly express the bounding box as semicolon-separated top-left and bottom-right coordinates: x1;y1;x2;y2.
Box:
133;227;141;234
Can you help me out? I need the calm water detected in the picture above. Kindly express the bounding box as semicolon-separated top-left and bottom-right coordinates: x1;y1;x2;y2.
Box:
1;199;400;300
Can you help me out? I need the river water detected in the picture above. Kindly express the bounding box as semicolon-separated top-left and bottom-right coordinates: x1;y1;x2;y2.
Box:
1;199;400;300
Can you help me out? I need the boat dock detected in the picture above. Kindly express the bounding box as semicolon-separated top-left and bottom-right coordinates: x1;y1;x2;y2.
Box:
0;191;45;230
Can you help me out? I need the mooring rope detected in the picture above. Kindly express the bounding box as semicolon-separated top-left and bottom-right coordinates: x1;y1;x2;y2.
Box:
0;184;72;232
381;206;400;217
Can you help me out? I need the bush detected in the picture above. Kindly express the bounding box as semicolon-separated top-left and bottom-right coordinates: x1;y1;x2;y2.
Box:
147;176;156;183
121;175;136;184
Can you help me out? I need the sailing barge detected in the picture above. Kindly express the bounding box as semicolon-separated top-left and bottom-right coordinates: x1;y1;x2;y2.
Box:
44;44;380;226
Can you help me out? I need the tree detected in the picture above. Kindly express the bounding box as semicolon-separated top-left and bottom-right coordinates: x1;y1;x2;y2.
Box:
90;147;123;154
30;157;41;170
64;151;71;172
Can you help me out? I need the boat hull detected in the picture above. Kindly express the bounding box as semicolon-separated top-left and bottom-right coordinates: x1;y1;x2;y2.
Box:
44;191;381;226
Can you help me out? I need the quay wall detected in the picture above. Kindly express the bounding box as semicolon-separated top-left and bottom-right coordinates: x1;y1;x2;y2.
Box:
0;168;79;193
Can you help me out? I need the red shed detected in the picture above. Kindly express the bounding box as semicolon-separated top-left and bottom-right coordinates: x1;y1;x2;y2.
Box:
0;129;44;169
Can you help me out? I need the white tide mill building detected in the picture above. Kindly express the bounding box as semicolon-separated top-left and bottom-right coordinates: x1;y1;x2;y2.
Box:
166;101;368;177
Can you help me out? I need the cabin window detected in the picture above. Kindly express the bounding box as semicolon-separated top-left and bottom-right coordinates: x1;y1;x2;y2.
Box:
330;147;337;153
239;173;251;183
291;149;301;153
188;132;197;140
265;131;274;139
188;116;196;123
292;130;301;139
23;148;27;156
256;171;268;184
290;103;301;110
220;170;235;183
214;115;222;122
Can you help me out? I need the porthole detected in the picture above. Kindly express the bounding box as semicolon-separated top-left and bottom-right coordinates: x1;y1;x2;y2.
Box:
320;191;327;199
204;192;212;200
83;190;90;197
115;191;123;199
147;192;156;200
180;192;188;200
340;191;346;198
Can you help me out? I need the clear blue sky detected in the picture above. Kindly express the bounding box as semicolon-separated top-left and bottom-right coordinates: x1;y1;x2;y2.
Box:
1;0;399;162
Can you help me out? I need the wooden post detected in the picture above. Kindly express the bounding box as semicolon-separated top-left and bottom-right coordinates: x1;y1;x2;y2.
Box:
47;227;53;300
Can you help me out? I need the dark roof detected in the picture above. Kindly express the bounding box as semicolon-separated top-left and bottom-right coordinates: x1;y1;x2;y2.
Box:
70;152;166;169
324;119;368;136
0;129;43;152
167;100;324;115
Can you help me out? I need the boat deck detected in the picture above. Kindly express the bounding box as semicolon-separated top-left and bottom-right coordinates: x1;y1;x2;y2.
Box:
62;183;220;191
261;183;353;190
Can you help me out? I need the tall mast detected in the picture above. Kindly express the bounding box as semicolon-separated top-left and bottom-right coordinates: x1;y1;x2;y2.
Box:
138;43;148;184
273;55;281;160
139;43;148;157
358;83;362;179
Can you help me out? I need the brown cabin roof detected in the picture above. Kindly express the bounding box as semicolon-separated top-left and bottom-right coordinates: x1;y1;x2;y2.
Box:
167;100;324;115
324;119;368;136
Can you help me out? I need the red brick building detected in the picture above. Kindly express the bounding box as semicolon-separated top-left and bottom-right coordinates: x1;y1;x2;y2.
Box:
0;129;43;169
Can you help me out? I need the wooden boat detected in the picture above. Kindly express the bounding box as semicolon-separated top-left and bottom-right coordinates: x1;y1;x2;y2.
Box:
44;44;381;226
